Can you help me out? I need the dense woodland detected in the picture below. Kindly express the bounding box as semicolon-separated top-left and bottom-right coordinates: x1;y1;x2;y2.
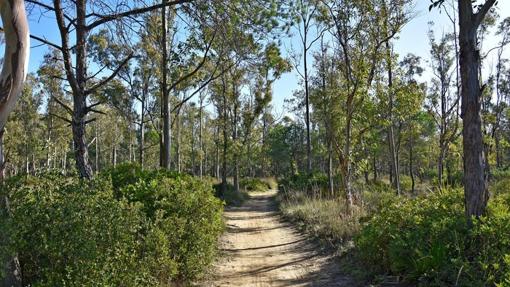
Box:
1;0;510;286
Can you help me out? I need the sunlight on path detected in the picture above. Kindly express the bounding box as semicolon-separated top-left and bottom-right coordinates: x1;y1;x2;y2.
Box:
202;191;353;287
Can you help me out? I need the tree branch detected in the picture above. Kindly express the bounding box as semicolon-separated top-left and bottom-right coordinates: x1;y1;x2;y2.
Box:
86;0;193;31
475;0;497;28
0;27;63;51
86;52;134;95
50;113;72;124
167;31;215;93
26;0;75;25
53;96;73;115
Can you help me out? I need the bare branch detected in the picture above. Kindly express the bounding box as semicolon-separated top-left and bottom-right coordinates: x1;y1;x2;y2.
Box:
86;0;193;31
50;113;72;124
53;96;73;115
167;31;215;93
474;0;497;28
86;52;134;95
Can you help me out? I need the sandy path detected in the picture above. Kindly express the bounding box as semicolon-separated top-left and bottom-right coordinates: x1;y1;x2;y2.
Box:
203;191;353;287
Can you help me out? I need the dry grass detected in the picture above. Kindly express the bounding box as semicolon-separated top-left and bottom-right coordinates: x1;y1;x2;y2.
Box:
279;191;367;248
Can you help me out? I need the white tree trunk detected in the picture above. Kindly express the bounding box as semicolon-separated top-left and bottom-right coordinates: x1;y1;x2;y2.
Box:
0;1;30;285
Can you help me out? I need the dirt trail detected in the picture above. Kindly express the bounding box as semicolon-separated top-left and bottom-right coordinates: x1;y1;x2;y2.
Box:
203;190;353;287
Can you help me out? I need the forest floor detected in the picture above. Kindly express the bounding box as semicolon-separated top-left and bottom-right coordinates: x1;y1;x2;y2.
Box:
201;190;356;287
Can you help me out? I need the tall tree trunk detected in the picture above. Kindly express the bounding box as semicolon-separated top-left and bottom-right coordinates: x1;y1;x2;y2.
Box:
303;25;312;175
160;0;171;169
139;92;146;168
95;121;99;173
112;145;117;168
343;115;353;206
386;42;400;195
71;0;94;179
327;133;334;197
373;154;378;182
458;0;494;219
215;125;220;180
191;118;196;175
176;113;181;173
409;140;415;194
220;78;228;197
0;0;30;284
231;80;240;193
199;96;203;178
438;142;446;188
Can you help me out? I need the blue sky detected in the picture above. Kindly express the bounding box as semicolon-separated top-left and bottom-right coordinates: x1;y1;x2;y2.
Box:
273;0;510;115
20;0;510;115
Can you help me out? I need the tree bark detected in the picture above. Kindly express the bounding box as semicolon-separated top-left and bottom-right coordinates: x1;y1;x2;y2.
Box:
327;131;334;197
0;0;30;285
232;85;240;194
409;139;415;194
199;95;203;178
161;0;172;169
72;0;94;179
95;121;100;173
458;0;495;220
303;26;312;175
139;89;146;168
386;41;400;195
176;113;181;172
220;78;228;197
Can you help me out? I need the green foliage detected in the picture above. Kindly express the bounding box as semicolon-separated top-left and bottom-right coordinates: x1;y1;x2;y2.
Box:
262;177;279;190
104;163;225;280
399;175;413;192
239;178;270;192
279;172;329;193
0;174;156;287
212;182;250;207
356;189;510;286
1;164;224;286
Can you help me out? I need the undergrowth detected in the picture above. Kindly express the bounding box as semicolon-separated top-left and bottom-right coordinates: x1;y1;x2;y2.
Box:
278;172;510;286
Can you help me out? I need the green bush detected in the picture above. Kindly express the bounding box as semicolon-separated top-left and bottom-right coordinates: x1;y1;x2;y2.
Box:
262;177;279;190
212;182;249;206
356;188;510;286
399;175;413;192
240;178;269;192
0;174;159;287
0;164;224;286
279;172;329;193
104;163;225;280
491;168;510;182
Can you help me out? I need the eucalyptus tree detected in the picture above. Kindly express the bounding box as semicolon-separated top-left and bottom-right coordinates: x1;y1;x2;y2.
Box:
430;0;499;219
490;17;510;168
25;0;195;178
427;30;460;188
309;39;340;195
0;0;29;285
321;0;412;204
292;0;325;175
37;51;72;171
456;0;498;219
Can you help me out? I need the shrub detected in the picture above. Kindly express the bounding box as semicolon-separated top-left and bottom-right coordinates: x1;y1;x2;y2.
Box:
0;164;225;286
239;178;269;192
0;174;158;287
279;172;329;194
262;177;279;190
399;175;413;192
212;182;249;207
104;163;225;281
356;188;510;286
